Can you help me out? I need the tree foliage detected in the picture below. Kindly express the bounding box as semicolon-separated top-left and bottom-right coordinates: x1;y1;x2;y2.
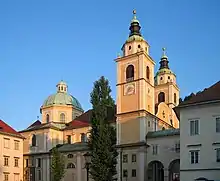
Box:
88;76;118;181
51;147;65;181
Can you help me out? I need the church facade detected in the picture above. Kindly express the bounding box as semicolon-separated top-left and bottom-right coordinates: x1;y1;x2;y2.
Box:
19;11;181;181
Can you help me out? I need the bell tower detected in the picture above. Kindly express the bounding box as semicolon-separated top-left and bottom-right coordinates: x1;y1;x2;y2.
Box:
116;10;155;145
154;48;180;108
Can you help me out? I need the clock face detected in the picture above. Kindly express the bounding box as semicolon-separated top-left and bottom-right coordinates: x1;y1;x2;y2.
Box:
124;83;135;95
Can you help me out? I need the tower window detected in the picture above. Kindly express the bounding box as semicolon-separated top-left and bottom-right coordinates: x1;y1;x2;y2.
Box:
126;65;134;82
138;44;141;48
46;114;50;123
129;46;131;50
168;76;170;79
60;113;65;123
160;77;163;80
146;66;150;80
32;134;36;147
174;93;177;104
158;92;165;103
61;86;63;91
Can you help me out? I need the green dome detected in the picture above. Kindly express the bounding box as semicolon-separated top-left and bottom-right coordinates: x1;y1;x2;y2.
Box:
43;92;83;111
126;35;145;43
156;68;176;77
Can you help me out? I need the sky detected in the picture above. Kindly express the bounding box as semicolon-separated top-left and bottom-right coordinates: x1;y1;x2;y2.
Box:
0;0;220;131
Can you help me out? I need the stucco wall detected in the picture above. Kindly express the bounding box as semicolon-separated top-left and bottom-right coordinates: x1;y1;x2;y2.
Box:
180;103;220;181
0;133;23;181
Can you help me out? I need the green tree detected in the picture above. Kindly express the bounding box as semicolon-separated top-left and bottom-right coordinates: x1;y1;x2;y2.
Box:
51;147;65;181
88;76;118;181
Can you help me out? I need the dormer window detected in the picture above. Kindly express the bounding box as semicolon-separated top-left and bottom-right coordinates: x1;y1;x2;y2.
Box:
81;133;87;143
126;65;134;82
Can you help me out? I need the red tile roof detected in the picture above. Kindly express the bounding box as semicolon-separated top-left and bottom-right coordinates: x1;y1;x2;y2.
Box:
0;120;23;138
178;81;220;107
66;120;89;129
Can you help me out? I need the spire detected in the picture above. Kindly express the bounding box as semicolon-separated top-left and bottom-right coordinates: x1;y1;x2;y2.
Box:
159;48;170;70
129;10;142;37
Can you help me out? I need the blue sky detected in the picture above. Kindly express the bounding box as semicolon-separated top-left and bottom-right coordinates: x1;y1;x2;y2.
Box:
0;0;220;131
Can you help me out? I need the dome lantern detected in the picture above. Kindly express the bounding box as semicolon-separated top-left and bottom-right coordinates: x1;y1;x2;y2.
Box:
56;80;68;93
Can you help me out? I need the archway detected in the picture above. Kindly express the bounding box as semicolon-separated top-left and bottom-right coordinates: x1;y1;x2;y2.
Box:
147;160;164;181
168;159;180;181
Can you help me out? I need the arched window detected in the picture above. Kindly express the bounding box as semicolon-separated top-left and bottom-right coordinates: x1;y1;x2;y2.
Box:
126;65;134;82
146;66;150;80
81;133;87;143
162;127;165;130
158;92;165;103
67;154;74;158
46;114;50;123
174;93;177;104
32;134;36;147
60;113;65;123
67;163;75;169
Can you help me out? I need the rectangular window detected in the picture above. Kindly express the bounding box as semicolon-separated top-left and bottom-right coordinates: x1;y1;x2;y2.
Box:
4;173;9;181
216;149;220;162
132;169;136;177
37;158;41;167
175;142;180;153
4;138;10;148
123;154;128;163
14;173;19;181
38;170;41;180
14;140;19;150
25;159;29;167
123;169;128;177
14;157;19;167
190;150;199;164
148;121;150;127
152;145;158;155
67;135;71;144
216;117;220;133
132;154;136;162
4;156;9;166
190;120;199;135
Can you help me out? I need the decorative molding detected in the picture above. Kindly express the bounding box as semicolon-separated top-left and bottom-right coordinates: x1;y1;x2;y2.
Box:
187;144;202;147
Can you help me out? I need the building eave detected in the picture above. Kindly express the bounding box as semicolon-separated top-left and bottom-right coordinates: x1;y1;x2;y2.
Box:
176;100;220;109
0;131;25;139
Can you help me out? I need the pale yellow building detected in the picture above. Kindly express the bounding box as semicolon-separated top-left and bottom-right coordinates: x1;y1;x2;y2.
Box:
19;10;181;181
115;10;180;181
0;119;24;181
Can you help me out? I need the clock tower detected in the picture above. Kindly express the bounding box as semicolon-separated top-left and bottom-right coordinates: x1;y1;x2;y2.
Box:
116;10;155;145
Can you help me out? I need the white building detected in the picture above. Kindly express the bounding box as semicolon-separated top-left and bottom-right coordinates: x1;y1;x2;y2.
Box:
177;81;220;181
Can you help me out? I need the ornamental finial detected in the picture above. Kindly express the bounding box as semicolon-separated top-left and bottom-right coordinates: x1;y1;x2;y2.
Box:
133;9;136;15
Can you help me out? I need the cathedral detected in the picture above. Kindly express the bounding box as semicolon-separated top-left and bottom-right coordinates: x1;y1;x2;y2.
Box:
19;11;180;181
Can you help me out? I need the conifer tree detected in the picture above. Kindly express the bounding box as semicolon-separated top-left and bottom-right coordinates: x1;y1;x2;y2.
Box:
88;76;118;181
51;147;65;181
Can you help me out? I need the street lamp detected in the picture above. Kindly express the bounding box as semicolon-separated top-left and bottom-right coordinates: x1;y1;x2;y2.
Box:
83;152;91;181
